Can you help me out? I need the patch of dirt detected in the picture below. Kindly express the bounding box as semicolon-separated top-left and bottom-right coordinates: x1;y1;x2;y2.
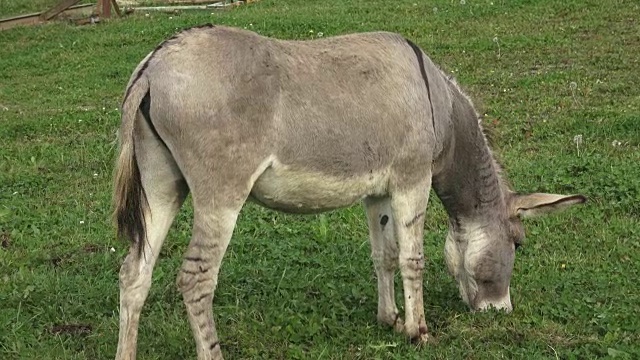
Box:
49;256;65;267
51;324;93;336
1;232;11;249
82;244;101;253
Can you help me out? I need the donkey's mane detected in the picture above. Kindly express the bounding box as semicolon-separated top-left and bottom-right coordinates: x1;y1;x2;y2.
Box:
442;73;514;195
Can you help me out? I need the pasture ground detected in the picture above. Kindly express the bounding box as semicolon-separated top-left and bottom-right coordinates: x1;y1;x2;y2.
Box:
1;0;639;359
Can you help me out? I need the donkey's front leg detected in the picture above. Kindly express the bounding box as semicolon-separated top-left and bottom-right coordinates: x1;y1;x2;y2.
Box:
363;197;403;333
390;181;431;343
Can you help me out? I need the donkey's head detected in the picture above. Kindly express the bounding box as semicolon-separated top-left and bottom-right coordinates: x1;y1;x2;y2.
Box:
444;192;586;312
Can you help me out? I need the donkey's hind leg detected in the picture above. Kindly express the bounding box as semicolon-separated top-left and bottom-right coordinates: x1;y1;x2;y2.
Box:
176;183;252;360
116;116;188;360
363;197;403;333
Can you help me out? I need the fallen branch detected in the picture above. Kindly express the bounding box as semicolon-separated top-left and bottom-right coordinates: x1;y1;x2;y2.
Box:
130;4;222;11
0;3;94;30
126;0;258;13
161;0;225;4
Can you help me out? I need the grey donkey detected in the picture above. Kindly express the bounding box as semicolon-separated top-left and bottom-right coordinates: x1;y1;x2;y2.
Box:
112;25;585;359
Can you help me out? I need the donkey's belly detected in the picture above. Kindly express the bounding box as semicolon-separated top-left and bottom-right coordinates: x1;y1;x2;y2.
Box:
249;162;389;214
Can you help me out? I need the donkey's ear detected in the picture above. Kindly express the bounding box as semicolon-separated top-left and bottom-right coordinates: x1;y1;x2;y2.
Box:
509;193;586;218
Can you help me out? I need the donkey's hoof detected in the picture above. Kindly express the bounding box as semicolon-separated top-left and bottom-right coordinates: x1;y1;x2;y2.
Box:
411;332;434;346
408;324;436;346
392;316;405;333
378;313;404;333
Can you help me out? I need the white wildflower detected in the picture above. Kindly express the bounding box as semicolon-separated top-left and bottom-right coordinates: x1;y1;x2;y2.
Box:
573;134;583;156
493;37;501;58
573;134;583;146
80;220;85;225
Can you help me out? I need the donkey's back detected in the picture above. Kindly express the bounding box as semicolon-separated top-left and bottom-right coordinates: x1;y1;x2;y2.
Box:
127;25;449;214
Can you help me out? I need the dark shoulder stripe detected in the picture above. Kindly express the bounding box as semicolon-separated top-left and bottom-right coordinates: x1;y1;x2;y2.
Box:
405;39;437;140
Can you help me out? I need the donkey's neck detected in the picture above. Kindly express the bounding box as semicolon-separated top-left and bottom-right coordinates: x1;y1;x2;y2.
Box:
432;85;505;223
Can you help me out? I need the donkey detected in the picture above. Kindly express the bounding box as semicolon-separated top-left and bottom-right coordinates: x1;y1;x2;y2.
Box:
112;25;585;359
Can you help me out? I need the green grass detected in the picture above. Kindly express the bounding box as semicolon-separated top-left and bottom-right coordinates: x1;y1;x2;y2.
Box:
1;0;639;359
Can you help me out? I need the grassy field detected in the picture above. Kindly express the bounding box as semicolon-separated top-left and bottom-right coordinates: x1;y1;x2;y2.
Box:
1;0;638;359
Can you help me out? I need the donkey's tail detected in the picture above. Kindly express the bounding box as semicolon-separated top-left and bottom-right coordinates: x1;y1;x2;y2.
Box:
112;75;150;254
